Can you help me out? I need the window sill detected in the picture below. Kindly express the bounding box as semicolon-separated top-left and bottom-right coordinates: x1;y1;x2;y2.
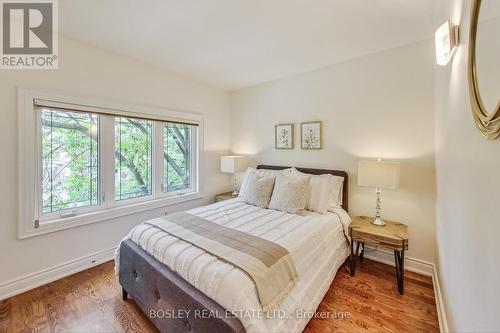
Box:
18;192;205;239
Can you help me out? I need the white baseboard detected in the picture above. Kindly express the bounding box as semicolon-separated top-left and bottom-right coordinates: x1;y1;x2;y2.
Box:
362;246;433;276
0;247;116;301
432;265;450;333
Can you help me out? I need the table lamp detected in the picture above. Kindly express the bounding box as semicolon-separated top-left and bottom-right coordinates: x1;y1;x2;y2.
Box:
220;156;249;196
358;160;400;226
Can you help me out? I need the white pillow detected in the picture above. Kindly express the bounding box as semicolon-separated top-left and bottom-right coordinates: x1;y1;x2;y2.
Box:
243;172;276;208
239;167;291;198
268;173;311;214
291;168;344;213
327;176;344;211
306;174;336;213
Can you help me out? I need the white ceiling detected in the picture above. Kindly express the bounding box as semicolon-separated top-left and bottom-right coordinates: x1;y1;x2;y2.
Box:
60;0;438;90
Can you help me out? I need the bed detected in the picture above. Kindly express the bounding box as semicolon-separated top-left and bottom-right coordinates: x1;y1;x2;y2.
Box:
116;165;350;333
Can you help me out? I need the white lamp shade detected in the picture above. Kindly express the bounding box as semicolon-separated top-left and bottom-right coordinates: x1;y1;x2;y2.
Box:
220;156;248;174
358;161;400;190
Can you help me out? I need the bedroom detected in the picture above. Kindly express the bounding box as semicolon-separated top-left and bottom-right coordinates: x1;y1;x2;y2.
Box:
0;0;499;332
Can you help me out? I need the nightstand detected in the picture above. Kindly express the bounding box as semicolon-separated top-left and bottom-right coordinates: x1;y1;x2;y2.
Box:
215;191;236;202
349;216;409;294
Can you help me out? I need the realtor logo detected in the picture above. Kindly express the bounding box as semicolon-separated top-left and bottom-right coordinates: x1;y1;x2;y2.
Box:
1;0;58;69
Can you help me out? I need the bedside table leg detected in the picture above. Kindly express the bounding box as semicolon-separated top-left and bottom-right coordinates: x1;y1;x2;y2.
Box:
350;241;356;276
394;250;405;294
359;242;365;262
122;287;128;301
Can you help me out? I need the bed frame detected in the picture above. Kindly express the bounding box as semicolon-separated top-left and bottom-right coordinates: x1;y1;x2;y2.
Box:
119;165;348;333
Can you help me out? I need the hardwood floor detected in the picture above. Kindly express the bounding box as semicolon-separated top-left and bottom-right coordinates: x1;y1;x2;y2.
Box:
0;259;438;333
303;260;439;333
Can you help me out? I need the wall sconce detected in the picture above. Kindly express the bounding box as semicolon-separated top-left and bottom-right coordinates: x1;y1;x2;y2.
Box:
435;20;460;66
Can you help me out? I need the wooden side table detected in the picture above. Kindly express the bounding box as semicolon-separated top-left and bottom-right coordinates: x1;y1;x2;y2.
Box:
349;216;409;294
215;192;236;202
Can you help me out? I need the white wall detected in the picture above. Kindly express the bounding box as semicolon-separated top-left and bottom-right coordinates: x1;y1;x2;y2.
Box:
434;0;500;331
230;40;436;264
0;36;231;291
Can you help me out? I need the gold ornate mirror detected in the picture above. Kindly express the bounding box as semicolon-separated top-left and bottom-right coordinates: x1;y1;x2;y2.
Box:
468;0;500;139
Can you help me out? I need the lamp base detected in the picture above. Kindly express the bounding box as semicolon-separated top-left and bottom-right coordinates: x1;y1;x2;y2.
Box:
232;174;239;198
371;217;386;226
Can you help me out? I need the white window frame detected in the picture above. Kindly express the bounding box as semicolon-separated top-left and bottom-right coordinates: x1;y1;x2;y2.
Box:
35;110;103;222
18;88;204;239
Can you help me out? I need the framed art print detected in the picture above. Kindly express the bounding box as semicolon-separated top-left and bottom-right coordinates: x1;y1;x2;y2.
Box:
301;121;322;149
275;123;294;149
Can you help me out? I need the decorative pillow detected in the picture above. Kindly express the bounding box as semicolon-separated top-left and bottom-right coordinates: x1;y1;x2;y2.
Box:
243;172;276;208
268;173;311;214
306;173;336;213
291;167;344;213
327;176;344;211
239;167;291;198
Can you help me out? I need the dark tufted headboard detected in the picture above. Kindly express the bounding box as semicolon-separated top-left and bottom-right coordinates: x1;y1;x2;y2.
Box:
256;165;349;212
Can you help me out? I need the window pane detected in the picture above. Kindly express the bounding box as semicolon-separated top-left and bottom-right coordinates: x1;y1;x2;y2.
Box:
41;109;99;213
164;123;192;192
115;117;152;200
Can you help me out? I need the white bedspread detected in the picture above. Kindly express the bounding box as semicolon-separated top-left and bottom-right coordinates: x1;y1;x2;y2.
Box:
115;199;351;333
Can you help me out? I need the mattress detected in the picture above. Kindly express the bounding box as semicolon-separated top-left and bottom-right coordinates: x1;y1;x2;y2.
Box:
115;199;351;333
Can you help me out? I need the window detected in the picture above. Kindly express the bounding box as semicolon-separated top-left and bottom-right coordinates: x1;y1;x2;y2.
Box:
19;90;201;238
41;109;100;214
164;123;194;192
115;117;153;200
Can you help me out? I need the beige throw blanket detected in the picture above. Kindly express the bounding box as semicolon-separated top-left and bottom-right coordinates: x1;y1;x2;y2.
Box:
145;212;298;312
